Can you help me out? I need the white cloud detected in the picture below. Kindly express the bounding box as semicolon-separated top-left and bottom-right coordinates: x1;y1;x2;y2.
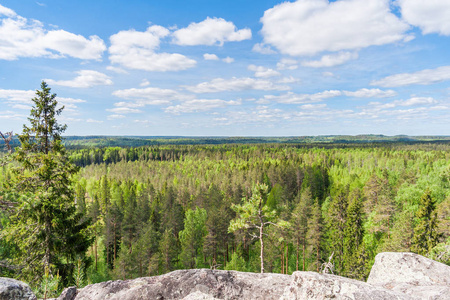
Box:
165;99;241;114
302;51;358;68
106;66;128;74
106;107;142;114
0;10;106;60
370;97;437;110
140;79;150;87
113;87;193;106
398;0;450;35
0;4;16;17
203;53;219;60
248;65;281;78
277;76;299;84
260;90;341;104
277;58;298;70
343;88;397;98
261;0;411;56
184;77;290;93
46;70;113;88
109;25;196;72
86;118;103;123
300;104;327;110
172;17;251;46
107;114;125;120
371;66;450;87
252;43;276;54
0;89;85;107
222;57;234;64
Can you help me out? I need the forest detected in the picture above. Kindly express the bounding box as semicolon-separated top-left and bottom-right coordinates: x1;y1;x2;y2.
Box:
0;83;449;298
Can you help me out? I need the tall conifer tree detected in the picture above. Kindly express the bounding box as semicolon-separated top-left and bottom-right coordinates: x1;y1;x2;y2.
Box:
3;82;92;284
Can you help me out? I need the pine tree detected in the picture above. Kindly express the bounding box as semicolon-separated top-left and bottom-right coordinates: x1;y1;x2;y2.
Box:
3;82;92;284
343;189;365;279
412;189;441;255
228;183;289;273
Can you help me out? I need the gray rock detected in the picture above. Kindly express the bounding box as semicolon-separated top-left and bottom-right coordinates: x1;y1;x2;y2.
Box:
367;252;450;300
56;286;78;300
73;269;290;300
0;277;37;300
281;271;414;300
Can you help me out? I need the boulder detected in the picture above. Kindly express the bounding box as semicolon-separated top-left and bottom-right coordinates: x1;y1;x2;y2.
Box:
367;252;450;299
0;277;36;300
281;271;413;300
71;269;290;300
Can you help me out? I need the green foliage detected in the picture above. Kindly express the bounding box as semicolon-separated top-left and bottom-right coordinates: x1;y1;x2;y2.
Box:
4;131;450;285
179;208;208;269
412;189;441;255
0;82;92;285
37;266;61;300
225;251;247;272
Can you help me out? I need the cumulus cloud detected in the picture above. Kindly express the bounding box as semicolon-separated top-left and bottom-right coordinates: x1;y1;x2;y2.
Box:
113;87;193;106
86;118;103;123
0;4;16;17
46;70;113;88
371;66;450;87
343;88;397;98
260;90;341;104
140;79;150;87
369;97;437;110
184;77;290;93
248;65;281;78
261;0;411;56
398;0;450;35
109;25;196;72
277;58;298;70
172;17;251;46
260;88;396;105
302;52;358;68
0;8;106;60
106;107;142;114
222;57;234;64
203;53;219;60
106;66;128;74
0;89;86;106
165;99;241;114
252;43;276;54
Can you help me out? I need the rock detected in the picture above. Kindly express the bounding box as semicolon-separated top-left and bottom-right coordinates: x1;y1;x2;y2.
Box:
0;277;37;300
56;286;78;300
281;271;413;300
72;269;290;300
367;252;450;300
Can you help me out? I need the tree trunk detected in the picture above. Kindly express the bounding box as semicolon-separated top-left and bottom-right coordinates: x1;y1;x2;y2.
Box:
260;224;264;273
286;243;289;274
302;240;306;271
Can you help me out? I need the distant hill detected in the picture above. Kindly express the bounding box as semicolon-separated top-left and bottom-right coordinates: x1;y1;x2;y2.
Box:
2;134;450;150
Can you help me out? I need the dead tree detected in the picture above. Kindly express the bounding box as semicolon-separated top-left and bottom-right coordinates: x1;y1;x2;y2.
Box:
0;131;13;153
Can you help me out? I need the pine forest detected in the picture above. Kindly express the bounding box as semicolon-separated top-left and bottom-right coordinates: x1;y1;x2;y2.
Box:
0;84;449;297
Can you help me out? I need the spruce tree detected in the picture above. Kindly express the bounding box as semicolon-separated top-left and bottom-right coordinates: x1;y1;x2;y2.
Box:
3;82;92;284
412;189;440;255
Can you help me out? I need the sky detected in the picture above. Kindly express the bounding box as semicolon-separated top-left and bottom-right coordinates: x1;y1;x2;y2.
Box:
0;0;450;136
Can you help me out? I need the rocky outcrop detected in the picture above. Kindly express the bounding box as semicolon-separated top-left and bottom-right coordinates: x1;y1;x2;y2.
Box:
4;252;448;300
0;277;36;300
281;271;413;300
64;269;291;300
367;252;450;300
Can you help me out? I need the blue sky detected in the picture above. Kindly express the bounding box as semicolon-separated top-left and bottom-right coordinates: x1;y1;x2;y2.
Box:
1;0;449;136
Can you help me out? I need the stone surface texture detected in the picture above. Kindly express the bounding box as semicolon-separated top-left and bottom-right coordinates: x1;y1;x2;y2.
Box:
367;252;450;300
72;269;290;300
0;277;36;300
4;252;448;300
280;271;414;300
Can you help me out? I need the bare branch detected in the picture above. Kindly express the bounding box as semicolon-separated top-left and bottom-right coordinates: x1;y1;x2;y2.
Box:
0;131;13;153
